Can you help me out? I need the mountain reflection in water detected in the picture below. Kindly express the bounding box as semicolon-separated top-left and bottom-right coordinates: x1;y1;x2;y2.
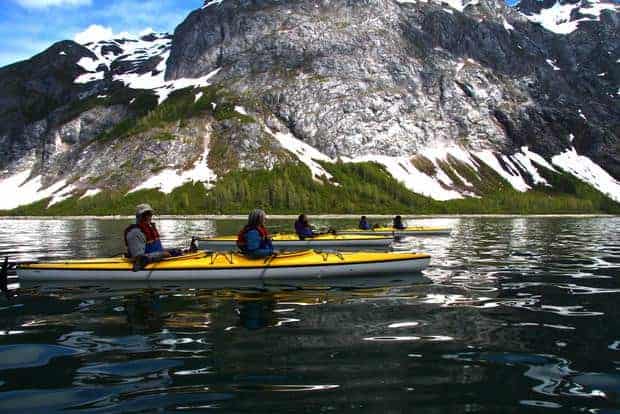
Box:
0;217;618;413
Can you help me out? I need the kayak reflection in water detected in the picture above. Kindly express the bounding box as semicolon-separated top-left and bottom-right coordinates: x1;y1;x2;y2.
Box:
125;291;165;333
234;294;277;330
236;208;274;258
359;215;372;230
124;203;183;271
294;214;318;240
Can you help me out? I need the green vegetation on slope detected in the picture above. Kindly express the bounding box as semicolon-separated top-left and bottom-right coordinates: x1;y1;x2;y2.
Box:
96;85;255;142
3;162;619;216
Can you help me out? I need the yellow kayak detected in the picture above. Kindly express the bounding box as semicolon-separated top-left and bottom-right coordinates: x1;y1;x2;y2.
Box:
198;233;394;250
337;226;452;236
17;250;431;281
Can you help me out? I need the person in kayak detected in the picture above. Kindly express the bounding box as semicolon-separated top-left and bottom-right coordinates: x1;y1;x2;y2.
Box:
393;215;406;230
294;214;317;240
237;208;274;258
125;204;181;270
359;216;371;230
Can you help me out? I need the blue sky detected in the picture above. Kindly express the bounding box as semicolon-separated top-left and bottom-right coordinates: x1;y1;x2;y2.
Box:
0;0;202;67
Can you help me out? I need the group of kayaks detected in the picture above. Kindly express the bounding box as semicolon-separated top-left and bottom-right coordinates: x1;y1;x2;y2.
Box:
17;226;451;282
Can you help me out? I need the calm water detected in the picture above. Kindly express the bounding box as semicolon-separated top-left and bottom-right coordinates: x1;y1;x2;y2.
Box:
0;217;619;413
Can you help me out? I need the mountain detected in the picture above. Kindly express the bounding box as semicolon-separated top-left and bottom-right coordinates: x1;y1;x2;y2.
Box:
0;0;618;214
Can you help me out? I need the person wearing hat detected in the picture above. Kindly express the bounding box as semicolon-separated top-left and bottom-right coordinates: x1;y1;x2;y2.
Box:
125;204;180;268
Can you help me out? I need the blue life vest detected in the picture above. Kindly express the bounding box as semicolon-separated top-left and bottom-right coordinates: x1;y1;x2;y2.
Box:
145;239;164;254
237;225;273;253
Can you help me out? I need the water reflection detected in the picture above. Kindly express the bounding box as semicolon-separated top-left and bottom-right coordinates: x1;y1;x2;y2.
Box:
0;217;619;412
234;295;277;330
124;291;166;333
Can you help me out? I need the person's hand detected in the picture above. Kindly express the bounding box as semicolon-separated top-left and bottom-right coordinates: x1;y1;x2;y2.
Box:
162;251;172;258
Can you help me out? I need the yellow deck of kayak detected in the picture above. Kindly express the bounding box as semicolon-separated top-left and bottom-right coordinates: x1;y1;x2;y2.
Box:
20;250;430;271
205;233;391;242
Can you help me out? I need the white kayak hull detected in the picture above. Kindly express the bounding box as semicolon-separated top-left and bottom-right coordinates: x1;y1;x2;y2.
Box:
18;257;430;282
19;273;432;290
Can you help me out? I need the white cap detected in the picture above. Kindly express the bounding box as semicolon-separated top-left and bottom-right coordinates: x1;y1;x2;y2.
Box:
135;203;154;216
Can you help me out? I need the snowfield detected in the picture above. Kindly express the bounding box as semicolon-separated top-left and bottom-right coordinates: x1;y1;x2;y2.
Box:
2;141;619;209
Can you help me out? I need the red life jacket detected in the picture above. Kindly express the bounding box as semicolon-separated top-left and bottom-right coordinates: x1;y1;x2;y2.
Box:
138;221;160;242
236;225;270;251
124;222;162;254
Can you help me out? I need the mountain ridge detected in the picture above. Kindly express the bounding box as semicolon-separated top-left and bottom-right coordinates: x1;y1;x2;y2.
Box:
0;0;618;214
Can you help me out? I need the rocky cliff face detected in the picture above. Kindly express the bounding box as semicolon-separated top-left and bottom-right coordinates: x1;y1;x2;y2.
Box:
0;0;618;210
168;0;619;171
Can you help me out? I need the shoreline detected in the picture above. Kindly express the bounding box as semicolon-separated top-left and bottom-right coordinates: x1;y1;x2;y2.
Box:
0;214;616;220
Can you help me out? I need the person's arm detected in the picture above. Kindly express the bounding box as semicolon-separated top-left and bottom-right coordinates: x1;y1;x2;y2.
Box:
303;226;316;237
127;228;146;258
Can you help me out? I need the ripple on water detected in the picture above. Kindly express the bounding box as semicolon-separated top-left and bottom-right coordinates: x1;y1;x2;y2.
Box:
77;358;183;378
0;388;116;413
0;344;81;370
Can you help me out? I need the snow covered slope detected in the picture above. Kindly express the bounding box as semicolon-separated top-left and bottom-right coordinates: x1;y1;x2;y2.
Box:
74;31;221;104
516;0;619;34
1;130;618;209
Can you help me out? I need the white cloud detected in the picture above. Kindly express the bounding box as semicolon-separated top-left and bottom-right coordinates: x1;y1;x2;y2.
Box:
74;24;140;44
139;27;155;36
15;0;92;9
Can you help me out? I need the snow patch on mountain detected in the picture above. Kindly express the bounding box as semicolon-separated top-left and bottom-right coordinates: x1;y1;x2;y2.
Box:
347;154;466;201
513;148;551;185
0;170;69;210
503;18;515;31
203;0;225;8
73;32;221;104
477;150;532;191
127;143;217;194
1;142;618;210
74;30;222;104
48;184;78;207
75;32;172;86
80;189;101;199
552;148;620;202
520;0;619;35
266;128;334;182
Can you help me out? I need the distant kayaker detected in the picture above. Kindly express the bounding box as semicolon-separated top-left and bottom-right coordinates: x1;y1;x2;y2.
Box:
359;216;371;230
393;215;406;230
295;214;317;240
125;204;181;269
237;208;274;258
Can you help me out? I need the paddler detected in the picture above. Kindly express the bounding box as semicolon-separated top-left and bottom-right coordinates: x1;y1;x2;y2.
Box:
358;215;371;230
392;215;406;230
237;208;274;258
294;214;318;240
125;204;182;270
